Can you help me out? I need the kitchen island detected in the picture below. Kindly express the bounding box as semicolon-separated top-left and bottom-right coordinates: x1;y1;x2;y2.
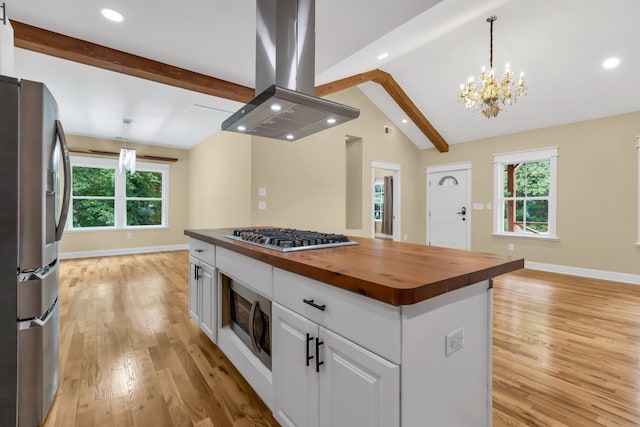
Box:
184;228;524;427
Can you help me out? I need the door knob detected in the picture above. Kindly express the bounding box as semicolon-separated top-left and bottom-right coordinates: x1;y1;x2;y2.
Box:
456;207;467;215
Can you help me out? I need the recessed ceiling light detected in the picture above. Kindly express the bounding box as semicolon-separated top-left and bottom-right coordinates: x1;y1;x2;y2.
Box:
602;57;620;69
402;119;408;124
286;134;294;140
327;118;336;124
377;52;389;60
237;125;246;131
271;104;282;111
100;8;124;22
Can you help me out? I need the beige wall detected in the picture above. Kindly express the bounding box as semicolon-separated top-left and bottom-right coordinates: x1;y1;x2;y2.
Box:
188;131;252;228
60;135;190;253
345;137;363;229
421;112;640;275
250;87;425;242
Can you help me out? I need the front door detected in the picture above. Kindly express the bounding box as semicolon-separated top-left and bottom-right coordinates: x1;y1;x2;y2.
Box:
427;168;470;249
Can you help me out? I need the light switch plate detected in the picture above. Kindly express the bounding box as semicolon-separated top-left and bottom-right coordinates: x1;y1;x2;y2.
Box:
472;203;484;210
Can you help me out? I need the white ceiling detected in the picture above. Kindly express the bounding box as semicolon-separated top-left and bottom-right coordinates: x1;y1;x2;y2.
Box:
6;0;640;150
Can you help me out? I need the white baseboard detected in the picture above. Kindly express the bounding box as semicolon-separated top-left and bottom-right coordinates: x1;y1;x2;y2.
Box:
60;244;188;260
525;261;640;285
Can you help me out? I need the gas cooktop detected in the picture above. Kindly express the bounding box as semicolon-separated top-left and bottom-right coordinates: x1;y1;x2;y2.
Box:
226;228;358;252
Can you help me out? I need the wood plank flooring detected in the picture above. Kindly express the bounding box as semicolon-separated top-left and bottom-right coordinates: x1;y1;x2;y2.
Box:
493;269;640;426
44;251;278;427
45;251;640;426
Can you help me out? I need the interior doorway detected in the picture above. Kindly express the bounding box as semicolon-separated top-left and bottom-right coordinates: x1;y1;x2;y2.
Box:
371;161;401;241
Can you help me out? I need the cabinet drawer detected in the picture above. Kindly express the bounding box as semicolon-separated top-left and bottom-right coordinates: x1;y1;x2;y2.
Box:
274;268;401;364
189;239;215;265
216;247;273;298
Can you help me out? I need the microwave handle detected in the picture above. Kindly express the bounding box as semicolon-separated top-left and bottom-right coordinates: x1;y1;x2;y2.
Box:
249;301;261;353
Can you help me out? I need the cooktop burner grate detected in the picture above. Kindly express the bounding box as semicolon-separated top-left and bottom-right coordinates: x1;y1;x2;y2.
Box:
226;228;358;252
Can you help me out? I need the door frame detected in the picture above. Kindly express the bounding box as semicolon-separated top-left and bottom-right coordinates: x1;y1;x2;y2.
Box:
371;161;401;242
426;162;472;249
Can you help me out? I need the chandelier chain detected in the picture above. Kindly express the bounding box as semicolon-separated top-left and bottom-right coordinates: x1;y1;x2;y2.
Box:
489;16;494;69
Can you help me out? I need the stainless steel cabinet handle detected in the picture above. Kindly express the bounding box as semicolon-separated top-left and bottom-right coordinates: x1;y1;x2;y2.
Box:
194;249;204;253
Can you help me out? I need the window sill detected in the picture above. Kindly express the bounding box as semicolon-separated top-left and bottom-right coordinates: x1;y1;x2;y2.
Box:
66;226;170;233
492;232;560;242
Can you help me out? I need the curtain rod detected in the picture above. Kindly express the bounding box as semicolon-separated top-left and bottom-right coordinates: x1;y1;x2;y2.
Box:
68;148;178;163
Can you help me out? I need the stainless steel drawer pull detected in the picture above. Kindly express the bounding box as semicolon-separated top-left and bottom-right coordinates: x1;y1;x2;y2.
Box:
194;249;204;253
303;299;326;311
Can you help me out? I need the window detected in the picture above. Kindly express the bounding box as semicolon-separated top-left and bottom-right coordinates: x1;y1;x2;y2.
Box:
69;156;169;230
493;147;558;239
373;180;384;222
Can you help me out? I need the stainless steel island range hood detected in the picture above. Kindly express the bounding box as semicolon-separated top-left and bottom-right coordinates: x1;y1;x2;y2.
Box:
221;0;360;141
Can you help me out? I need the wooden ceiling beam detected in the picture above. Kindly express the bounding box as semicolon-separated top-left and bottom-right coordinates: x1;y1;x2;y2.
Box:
317;69;449;152
13;21;448;152
11;20;255;103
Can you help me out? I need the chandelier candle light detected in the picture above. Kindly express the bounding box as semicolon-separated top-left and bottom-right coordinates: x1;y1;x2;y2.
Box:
459;16;527;118
118;118;136;174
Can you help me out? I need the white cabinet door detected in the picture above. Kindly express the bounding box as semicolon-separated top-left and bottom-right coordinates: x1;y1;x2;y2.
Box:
318;327;400;427
199;263;216;342
188;256;200;323
272;303;319;427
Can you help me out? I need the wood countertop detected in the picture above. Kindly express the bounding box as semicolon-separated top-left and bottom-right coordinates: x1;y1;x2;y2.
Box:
184;228;524;306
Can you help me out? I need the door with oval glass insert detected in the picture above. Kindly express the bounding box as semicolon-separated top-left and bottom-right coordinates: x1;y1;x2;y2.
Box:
427;168;470;249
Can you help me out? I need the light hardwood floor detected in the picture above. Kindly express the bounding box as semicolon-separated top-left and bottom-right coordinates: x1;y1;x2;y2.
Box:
45;250;278;427
493;269;640;426
45;251;640;426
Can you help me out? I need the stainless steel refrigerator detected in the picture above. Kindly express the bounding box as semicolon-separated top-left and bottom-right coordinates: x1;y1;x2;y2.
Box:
0;75;71;426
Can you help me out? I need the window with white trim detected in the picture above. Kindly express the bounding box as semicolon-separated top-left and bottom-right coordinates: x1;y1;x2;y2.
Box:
493;147;558;239
69;156;169;230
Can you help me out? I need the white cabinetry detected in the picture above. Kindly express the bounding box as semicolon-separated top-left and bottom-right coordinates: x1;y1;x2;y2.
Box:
188;239;216;342
272;282;400;427
186;235;493;427
272;303;319;427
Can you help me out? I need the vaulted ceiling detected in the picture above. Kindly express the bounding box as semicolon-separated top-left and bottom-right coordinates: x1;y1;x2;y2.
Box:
6;0;640;151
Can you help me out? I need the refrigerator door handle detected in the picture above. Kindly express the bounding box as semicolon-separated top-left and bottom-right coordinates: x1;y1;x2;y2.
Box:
18;260;58;282
55;120;71;241
19;297;58;329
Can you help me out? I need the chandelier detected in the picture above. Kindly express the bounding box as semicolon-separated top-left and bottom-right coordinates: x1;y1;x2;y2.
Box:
118;118;136;174
459;16;527;118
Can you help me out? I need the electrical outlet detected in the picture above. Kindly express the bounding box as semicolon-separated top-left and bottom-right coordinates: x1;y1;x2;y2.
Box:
126;233;132;240
258;187;267;196
445;327;464;357
508;243;514;251
258;201;267;210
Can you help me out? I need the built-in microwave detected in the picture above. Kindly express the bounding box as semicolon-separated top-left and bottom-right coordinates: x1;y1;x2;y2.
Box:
220;273;271;370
